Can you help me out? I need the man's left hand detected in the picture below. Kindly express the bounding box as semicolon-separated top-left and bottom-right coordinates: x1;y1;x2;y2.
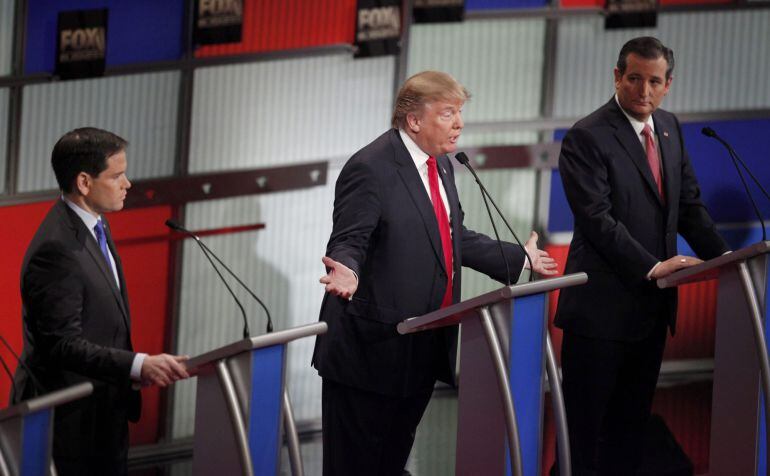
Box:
524;231;558;276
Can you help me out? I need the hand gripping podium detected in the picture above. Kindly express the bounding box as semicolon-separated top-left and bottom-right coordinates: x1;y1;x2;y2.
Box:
657;241;770;476
0;382;93;476
397;273;587;476
184;322;327;476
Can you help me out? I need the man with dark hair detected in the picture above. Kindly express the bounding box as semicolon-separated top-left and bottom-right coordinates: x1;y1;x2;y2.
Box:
312;70;557;475
13;127;190;476
554;37;729;474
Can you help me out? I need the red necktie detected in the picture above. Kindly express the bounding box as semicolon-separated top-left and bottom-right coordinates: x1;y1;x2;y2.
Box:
642;124;664;202
427;156;453;308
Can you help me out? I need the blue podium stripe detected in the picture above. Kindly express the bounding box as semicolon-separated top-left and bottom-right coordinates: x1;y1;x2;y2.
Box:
508;293;547;476
21;409;51;476
248;344;285;475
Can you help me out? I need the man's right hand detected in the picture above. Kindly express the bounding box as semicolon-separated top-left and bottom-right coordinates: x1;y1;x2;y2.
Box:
319;256;358;299
650;255;703;280
140;354;190;387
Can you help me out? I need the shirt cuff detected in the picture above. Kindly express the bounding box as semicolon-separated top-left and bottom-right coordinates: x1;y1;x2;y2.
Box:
131;353;147;381
647;262;662;280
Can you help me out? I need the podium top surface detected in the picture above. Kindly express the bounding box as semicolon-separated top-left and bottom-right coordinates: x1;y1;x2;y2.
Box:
657;241;770;289
0;382;93;421
397;272;587;335
185;321;327;370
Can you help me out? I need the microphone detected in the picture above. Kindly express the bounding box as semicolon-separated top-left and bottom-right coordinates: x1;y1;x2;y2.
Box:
701;127;767;241
166;220;274;335
0;352;15;402
0;335;45;400
454;152;535;282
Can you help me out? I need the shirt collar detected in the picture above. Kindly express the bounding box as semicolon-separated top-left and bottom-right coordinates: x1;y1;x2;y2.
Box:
614;94;655;137
398;128;431;170
62;195;100;231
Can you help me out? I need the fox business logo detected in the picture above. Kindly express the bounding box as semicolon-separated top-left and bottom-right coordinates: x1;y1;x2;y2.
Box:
357;5;400;42
59;27;106;63
198;0;243;28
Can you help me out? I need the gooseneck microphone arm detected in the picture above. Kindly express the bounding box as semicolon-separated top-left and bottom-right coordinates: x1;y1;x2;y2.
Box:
455;152;535;282
702;127;767;241
0;335;44;397
194;238;274;333
166;220;251;339
0;353;15;400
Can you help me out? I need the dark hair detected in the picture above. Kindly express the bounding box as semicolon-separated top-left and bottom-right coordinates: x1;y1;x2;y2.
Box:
51;127;128;193
617;36;675;80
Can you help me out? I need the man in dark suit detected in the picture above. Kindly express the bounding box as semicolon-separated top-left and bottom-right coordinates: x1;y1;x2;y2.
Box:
12;127;190;476
555;37;730;475
312;70;558;475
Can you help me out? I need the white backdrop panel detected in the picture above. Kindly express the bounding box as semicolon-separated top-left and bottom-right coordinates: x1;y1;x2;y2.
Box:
188;55;394;173
553;11;770;118
407;18;546;123
17;72;179;192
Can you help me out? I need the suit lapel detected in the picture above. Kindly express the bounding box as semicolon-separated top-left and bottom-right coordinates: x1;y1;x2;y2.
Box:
103;219;131;328
390;131;449;275
61;202;130;324
608;100;665;207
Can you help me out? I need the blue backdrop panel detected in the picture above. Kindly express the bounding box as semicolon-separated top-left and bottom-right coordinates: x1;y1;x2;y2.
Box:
548;118;770;234
21;409;51;476
760;270;770;476
548;169;573;233
681;119;770;223
508;293;547;476
466;0;549;9
25;0;184;74
248;344;285;475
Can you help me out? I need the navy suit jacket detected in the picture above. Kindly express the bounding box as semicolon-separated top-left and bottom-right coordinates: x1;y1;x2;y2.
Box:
555;99;729;341
312;129;526;397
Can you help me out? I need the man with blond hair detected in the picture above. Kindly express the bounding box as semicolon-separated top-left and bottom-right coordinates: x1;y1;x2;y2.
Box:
312;71;556;475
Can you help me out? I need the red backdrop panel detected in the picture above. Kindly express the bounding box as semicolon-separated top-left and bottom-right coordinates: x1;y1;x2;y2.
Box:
0;201;56;407
0;201;173;446
195;0;357;57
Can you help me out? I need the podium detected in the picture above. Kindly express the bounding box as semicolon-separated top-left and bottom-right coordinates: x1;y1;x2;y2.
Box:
0;382;93;476
658;241;770;476
184;322;327;476
398;273;587;476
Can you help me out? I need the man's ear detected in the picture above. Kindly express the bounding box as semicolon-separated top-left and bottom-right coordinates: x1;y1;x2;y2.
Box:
74;172;91;196
405;112;421;134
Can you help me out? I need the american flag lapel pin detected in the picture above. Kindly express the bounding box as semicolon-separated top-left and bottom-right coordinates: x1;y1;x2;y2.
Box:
663;131;669;137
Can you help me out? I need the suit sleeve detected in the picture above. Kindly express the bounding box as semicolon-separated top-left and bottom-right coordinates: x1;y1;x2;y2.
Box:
23;241;135;385
325;157;381;276
559;127;659;283
673;117;730;258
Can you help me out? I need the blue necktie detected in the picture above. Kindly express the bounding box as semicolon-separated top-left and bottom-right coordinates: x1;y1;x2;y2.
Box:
94;220;115;278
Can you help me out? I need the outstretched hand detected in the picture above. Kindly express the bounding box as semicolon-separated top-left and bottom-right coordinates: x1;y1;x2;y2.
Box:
523;231;558;276
319;256;358;299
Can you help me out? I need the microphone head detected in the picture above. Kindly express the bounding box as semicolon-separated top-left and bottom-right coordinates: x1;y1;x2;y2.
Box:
455;152;470;165
165;219;183;231
702;127;717;138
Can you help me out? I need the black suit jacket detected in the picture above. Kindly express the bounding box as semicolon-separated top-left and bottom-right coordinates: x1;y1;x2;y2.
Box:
555;99;729;341
312;129;525;397
12;199;140;472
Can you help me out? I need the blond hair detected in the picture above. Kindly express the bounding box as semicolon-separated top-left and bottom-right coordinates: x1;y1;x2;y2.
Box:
391;71;470;129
